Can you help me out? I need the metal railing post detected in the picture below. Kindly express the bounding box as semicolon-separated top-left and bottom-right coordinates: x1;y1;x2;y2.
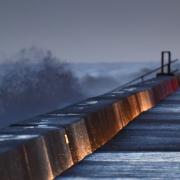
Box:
161;51;164;74
168;51;171;74
157;51;174;76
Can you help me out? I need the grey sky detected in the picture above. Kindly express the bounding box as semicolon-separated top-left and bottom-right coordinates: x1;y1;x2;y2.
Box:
0;0;180;62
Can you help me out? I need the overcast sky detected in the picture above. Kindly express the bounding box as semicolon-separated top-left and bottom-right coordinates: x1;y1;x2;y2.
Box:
0;0;180;62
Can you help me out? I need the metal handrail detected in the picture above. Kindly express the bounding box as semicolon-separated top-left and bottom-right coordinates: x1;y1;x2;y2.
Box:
112;58;179;91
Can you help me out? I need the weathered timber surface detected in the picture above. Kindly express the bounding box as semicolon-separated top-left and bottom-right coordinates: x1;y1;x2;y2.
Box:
58;88;180;179
0;76;179;179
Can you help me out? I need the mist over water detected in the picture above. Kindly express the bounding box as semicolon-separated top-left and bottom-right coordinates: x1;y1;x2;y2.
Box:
0;48;157;128
0;48;84;127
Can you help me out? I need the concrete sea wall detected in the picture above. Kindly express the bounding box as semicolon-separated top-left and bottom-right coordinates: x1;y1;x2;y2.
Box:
0;75;179;180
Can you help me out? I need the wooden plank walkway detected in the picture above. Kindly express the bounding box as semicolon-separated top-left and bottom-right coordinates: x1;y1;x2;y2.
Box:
57;89;180;179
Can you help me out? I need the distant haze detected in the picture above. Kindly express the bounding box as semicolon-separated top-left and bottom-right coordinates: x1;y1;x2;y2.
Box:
0;0;180;62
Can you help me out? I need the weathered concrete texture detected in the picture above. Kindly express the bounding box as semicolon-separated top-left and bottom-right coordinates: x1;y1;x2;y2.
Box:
136;89;155;112
12;115;92;164
0;76;179;179
59;87;180;179
0;135;53;180
84;103;123;151
0;127;73;180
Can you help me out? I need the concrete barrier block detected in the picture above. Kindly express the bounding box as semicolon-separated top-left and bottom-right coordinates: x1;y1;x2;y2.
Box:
48;98;121;152
126;94;141;120
0;126;74;179
22;136;53;180
62;119;92;163
0;146;29;180
97;105;123;141
171;77;179;90
12;114;92;164
0;132;52;180
136;89;155;112
42;129;74;176
38;115;92;163
151;85;161;103
113;98;132;127
84;105;122;151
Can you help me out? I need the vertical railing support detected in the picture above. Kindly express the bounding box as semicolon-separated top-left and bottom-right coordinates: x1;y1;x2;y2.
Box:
157;51;174;76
